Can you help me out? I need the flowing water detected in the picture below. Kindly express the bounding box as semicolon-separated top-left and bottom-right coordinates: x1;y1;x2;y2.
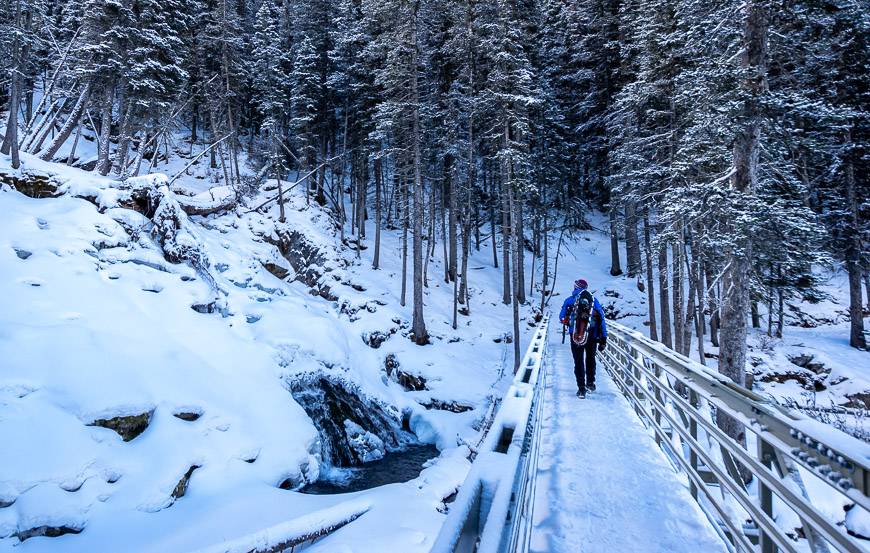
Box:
299;444;439;494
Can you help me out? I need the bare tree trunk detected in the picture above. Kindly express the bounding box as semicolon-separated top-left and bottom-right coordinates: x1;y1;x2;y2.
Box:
609;208;623;276
694;237;707;364
1;0;22;168
488;167;499;269
449;168;458;283
509;179;521;371
373;157;382;269
516;196;526;304
718;0;768;442
401;173;409;308
658;225;673;349
501;166;512;305
97;86;115;176
39;82;92;161
410;17;427;344
540;206;549;313
845;131;867;349
863;269;870;312
66;123;82;165
673;238;685;355
625;201;642;277
643;211;658;341
706;261;720;347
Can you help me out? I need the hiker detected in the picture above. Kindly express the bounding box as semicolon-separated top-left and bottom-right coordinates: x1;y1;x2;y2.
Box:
559;279;608;398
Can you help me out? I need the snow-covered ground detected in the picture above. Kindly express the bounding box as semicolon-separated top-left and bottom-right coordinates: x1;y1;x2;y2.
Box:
1;142;867;551
0;152;539;551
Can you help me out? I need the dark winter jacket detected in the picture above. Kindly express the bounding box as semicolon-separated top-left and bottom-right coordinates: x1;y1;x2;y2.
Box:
559;288;608;341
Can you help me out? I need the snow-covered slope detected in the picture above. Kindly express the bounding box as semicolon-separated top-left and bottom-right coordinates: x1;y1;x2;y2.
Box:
0;154;542;551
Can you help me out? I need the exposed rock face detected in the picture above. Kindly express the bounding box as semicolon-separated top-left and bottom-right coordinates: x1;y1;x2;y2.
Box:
15;525;82;542
171;465;201;500
261;261;290;280
788;353;827;374
383;354;428;391
362;329;394;349
1;171;60;198
263;229;336;300
87;409;154;441
289;376;409;467
343;420;386;463
420;399;474;413
173;410;202;422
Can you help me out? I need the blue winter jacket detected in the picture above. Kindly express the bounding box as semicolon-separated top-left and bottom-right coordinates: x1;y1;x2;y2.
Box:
559;288;608;341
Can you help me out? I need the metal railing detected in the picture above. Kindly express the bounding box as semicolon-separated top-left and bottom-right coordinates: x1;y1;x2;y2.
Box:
601;322;870;553
431;315;550;553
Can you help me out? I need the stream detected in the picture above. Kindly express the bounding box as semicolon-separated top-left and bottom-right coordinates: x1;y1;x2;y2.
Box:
300;443;440;494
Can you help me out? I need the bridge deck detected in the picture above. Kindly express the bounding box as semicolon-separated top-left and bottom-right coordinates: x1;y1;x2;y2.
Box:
531;325;729;553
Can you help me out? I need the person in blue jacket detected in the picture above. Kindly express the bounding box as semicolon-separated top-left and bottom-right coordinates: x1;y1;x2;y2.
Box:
559;278;608;398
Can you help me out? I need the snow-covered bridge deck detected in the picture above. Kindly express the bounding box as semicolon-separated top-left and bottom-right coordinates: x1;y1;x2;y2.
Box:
530;323;727;553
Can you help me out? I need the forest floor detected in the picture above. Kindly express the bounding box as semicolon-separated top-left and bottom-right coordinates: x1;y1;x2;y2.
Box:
1;139;867;551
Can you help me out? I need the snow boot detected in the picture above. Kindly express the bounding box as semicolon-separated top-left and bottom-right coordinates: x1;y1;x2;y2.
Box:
588;383;596;393
576;389;586;399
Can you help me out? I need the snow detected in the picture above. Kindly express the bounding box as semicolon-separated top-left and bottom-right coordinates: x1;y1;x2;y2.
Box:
530;323;728;553
0;152;534;551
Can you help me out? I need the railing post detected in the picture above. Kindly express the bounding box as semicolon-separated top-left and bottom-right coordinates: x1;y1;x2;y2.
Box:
689;389;699;501
758;438;777;553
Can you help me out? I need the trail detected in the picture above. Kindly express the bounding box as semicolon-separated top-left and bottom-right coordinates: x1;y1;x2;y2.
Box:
530;324;728;553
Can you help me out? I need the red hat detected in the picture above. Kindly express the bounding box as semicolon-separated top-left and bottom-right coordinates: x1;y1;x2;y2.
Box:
574;279;588;290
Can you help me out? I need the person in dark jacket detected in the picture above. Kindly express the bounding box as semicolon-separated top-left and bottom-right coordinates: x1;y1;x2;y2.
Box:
559;278;608;398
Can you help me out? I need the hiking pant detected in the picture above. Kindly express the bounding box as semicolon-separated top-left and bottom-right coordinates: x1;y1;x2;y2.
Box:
570;339;597;392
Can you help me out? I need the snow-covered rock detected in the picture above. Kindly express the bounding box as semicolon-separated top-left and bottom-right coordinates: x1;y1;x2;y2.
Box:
343;420;386;464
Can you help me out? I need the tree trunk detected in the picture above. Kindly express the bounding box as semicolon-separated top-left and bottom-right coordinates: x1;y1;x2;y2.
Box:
658;225;673;349
609;208;623;276
410;22;427;345
673;238;684;355
501;164;512;305
718;0;768;441
625;201;642;277
39;82;92;162
1;0;21;168
96;86;115;176
845;136;867;349
515;194;526;304
448;167;458;283
510;180;521;371
373;157;382;270
643;212;658;341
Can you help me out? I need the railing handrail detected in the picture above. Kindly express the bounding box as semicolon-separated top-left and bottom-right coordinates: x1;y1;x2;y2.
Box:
603;321;870;553
430;315;551;553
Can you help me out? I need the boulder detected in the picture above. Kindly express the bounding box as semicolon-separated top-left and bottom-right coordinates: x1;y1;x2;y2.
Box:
87;409;154;441
343;420;386;463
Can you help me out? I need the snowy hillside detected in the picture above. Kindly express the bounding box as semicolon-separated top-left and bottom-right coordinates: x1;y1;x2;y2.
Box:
0;153;545;552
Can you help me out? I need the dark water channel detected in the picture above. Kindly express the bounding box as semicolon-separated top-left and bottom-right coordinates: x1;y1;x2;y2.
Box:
300;444;440;494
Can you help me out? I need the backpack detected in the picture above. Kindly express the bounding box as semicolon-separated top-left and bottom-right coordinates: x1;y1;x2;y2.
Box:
570;289;595;346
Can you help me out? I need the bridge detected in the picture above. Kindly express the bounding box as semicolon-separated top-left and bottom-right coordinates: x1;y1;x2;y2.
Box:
432;315;870;553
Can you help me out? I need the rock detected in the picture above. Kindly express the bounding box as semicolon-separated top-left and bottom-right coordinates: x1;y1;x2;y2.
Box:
788;353;826;374
171;465;200;499
263;229;335;300
343;420;386;463
846;393;870;410
363;330;392;349
88;409;154;441
14;248;32;260
0;496;15;508
420;399;474;413
191;301;216;314
173;410;202;422
15;525;82;542
289;376;408;467
384;354;400;377
1;171;60;198
261;261;290;280
395;370;428;392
